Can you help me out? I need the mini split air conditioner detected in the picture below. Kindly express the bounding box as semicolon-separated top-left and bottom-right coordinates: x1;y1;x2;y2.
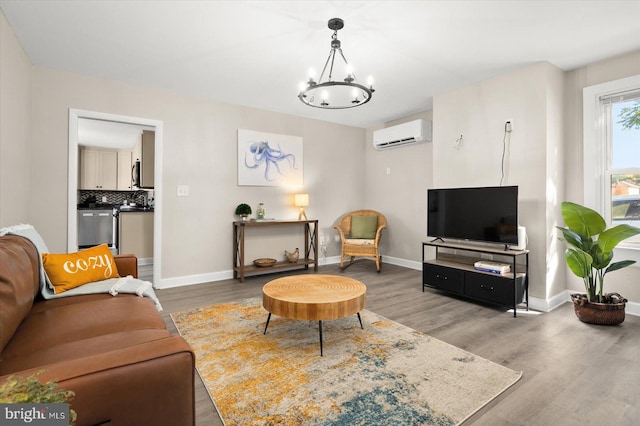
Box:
373;119;432;150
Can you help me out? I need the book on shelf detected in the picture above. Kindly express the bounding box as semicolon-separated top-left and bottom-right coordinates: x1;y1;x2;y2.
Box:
473;260;511;274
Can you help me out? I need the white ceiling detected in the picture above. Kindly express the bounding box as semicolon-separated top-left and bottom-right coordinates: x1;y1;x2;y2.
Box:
3;0;640;128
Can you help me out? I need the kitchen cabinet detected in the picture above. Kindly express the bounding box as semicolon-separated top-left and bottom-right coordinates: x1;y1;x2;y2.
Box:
117;151;133;190
79;148;118;190
119;211;154;260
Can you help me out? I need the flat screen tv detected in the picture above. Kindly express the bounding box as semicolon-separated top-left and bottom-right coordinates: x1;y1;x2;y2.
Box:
427;186;518;245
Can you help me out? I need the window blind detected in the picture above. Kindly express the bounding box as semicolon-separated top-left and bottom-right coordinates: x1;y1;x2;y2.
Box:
600;88;640;104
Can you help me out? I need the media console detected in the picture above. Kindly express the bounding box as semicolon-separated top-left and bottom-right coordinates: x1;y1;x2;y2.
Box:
422;240;529;317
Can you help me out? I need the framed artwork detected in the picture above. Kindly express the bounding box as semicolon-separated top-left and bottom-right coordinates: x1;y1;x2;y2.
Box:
237;129;303;186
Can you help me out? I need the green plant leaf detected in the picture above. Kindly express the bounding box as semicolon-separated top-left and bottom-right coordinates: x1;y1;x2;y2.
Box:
590;244;613;270
555;226;585;250
564;248;592;278
605;260;637;275
598;224;640;253
561;202;606;238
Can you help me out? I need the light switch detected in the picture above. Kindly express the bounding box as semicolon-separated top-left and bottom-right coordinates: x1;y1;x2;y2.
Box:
386;167;391;175
177;185;190;197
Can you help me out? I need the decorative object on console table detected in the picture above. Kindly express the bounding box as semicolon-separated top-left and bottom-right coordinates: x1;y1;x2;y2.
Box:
257;203;265;219
254;258;277;268
422;241;529;317
233;220;318;282
235;203;252;221
294;193;309;220
556;201;640;325
285;248;299;263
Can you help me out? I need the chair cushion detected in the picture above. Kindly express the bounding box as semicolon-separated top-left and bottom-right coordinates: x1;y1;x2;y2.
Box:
351;215;378;239
345;239;375;245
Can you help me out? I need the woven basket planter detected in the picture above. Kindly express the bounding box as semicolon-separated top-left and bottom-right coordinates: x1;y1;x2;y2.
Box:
571;293;627;326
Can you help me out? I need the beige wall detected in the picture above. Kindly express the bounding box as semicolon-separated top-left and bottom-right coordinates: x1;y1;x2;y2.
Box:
29;67;365;284
563;48;640;303
365;111;433;265
432;61;565;305
0;10;31;226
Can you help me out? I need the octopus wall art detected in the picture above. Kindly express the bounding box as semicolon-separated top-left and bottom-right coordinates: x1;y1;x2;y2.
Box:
237;129;303;186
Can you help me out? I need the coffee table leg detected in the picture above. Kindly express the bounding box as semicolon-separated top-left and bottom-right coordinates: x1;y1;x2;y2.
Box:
357;312;363;329
319;320;323;356
264;313;272;334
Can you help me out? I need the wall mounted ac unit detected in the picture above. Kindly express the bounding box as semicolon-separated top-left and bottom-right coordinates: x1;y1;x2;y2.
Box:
372;119;432;150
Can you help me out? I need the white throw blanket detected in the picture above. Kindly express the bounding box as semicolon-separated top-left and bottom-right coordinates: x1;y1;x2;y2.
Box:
0;224;163;311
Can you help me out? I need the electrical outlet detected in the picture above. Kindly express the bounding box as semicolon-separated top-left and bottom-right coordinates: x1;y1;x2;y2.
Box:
320;236;326;245
177;185;190;197
101;196;107;202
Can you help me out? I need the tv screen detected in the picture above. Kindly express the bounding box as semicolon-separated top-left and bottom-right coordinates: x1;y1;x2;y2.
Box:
427;186;518;245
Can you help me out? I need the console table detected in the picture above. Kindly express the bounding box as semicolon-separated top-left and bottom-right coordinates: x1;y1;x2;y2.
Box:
233;219;318;282
422;240;529;317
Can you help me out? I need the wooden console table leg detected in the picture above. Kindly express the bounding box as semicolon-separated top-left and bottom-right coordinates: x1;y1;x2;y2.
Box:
239;226;245;283
313;220;318;271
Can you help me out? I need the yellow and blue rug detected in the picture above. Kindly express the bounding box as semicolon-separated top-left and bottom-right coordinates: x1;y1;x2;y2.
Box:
171;298;521;425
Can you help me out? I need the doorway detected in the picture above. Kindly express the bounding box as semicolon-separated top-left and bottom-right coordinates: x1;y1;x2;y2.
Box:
67;109;163;285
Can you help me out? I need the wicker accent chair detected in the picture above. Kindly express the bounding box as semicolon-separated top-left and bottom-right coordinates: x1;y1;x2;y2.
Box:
333;210;387;272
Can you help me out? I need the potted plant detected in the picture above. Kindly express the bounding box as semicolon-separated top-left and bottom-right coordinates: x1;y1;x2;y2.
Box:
0;371;77;425
556;201;640;325
235;203;252;220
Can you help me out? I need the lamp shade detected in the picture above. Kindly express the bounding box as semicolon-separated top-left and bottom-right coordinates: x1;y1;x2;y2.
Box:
294;193;309;207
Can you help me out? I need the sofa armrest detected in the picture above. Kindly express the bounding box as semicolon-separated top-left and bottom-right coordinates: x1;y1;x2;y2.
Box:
114;254;138;278
8;336;195;426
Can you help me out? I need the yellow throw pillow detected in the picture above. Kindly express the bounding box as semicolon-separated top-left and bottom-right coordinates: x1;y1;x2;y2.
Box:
42;244;120;294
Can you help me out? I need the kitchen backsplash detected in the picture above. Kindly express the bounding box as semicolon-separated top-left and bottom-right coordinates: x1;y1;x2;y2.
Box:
78;189;153;206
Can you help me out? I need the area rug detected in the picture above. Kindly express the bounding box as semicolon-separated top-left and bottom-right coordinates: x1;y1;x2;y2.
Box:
171;298;521;425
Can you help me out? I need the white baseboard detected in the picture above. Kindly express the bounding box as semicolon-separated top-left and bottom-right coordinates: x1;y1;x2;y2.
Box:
528;291;570;313
528;290;640;317
155;270;233;289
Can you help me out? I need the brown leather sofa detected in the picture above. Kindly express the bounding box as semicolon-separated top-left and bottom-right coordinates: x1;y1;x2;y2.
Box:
0;235;195;425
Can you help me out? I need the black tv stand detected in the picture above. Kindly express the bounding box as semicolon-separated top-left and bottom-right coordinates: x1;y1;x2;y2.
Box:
422;240;529;317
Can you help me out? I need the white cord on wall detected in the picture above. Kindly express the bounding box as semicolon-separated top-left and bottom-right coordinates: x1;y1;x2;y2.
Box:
454;134;463;150
500;121;512;186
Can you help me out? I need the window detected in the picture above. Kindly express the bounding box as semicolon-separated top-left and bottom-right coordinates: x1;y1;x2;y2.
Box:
584;75;640;249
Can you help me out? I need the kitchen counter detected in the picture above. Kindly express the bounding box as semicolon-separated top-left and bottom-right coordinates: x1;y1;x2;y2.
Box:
118;206;154;212
77;204;153;212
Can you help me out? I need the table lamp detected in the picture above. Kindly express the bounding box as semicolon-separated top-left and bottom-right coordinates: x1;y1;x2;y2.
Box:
294;193;309;220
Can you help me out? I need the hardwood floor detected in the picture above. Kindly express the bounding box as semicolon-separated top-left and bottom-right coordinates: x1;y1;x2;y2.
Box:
156;261;640;425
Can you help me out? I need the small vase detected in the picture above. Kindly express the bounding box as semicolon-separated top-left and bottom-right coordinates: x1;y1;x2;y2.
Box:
257;203;265;220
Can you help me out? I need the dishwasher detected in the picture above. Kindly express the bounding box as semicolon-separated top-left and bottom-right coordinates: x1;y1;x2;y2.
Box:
77;208;118;254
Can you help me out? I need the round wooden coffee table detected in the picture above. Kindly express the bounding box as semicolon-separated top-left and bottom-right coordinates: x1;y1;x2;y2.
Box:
262;274;367;356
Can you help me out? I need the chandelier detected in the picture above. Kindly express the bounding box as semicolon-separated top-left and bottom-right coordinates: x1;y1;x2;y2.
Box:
298;18;375;109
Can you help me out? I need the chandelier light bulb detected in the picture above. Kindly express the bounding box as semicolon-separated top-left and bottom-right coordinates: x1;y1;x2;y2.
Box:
345;64;353;76
308;68;316;79
298;82;307;92
367;75;374;87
